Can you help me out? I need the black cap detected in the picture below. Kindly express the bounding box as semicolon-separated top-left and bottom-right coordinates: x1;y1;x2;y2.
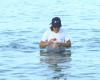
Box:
51;17;61;27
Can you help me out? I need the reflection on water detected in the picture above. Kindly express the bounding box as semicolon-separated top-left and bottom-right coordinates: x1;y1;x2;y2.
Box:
40;50;71;80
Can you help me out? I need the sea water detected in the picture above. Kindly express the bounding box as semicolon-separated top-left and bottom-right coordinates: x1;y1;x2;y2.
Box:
0;0;100;80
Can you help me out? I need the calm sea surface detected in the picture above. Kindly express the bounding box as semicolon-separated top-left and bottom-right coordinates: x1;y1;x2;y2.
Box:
0;0;100;80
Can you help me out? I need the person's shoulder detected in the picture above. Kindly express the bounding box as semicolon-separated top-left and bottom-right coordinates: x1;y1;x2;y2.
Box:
60;27;70;35
44;28;51;34
60;27;65;31
60;27;68;32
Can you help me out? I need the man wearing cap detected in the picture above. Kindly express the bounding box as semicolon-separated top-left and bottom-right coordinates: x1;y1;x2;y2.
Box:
40;17;71;50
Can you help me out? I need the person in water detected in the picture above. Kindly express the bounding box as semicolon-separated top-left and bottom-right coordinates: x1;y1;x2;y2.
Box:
40;17;71;49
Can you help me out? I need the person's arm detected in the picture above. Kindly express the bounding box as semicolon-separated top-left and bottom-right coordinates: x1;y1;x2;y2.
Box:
40;41;48;48
40;40;54;48
40;31;49;48
63;32;71;48
60;40;71;48
56;40;71;48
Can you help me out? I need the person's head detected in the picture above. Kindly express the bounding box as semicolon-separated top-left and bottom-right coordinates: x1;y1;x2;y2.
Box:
50;17;62;33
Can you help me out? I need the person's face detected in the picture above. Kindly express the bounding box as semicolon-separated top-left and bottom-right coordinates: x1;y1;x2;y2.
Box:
53;27;60;33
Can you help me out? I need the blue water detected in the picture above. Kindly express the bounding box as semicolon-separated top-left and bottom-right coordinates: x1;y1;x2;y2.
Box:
0;0;100;80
